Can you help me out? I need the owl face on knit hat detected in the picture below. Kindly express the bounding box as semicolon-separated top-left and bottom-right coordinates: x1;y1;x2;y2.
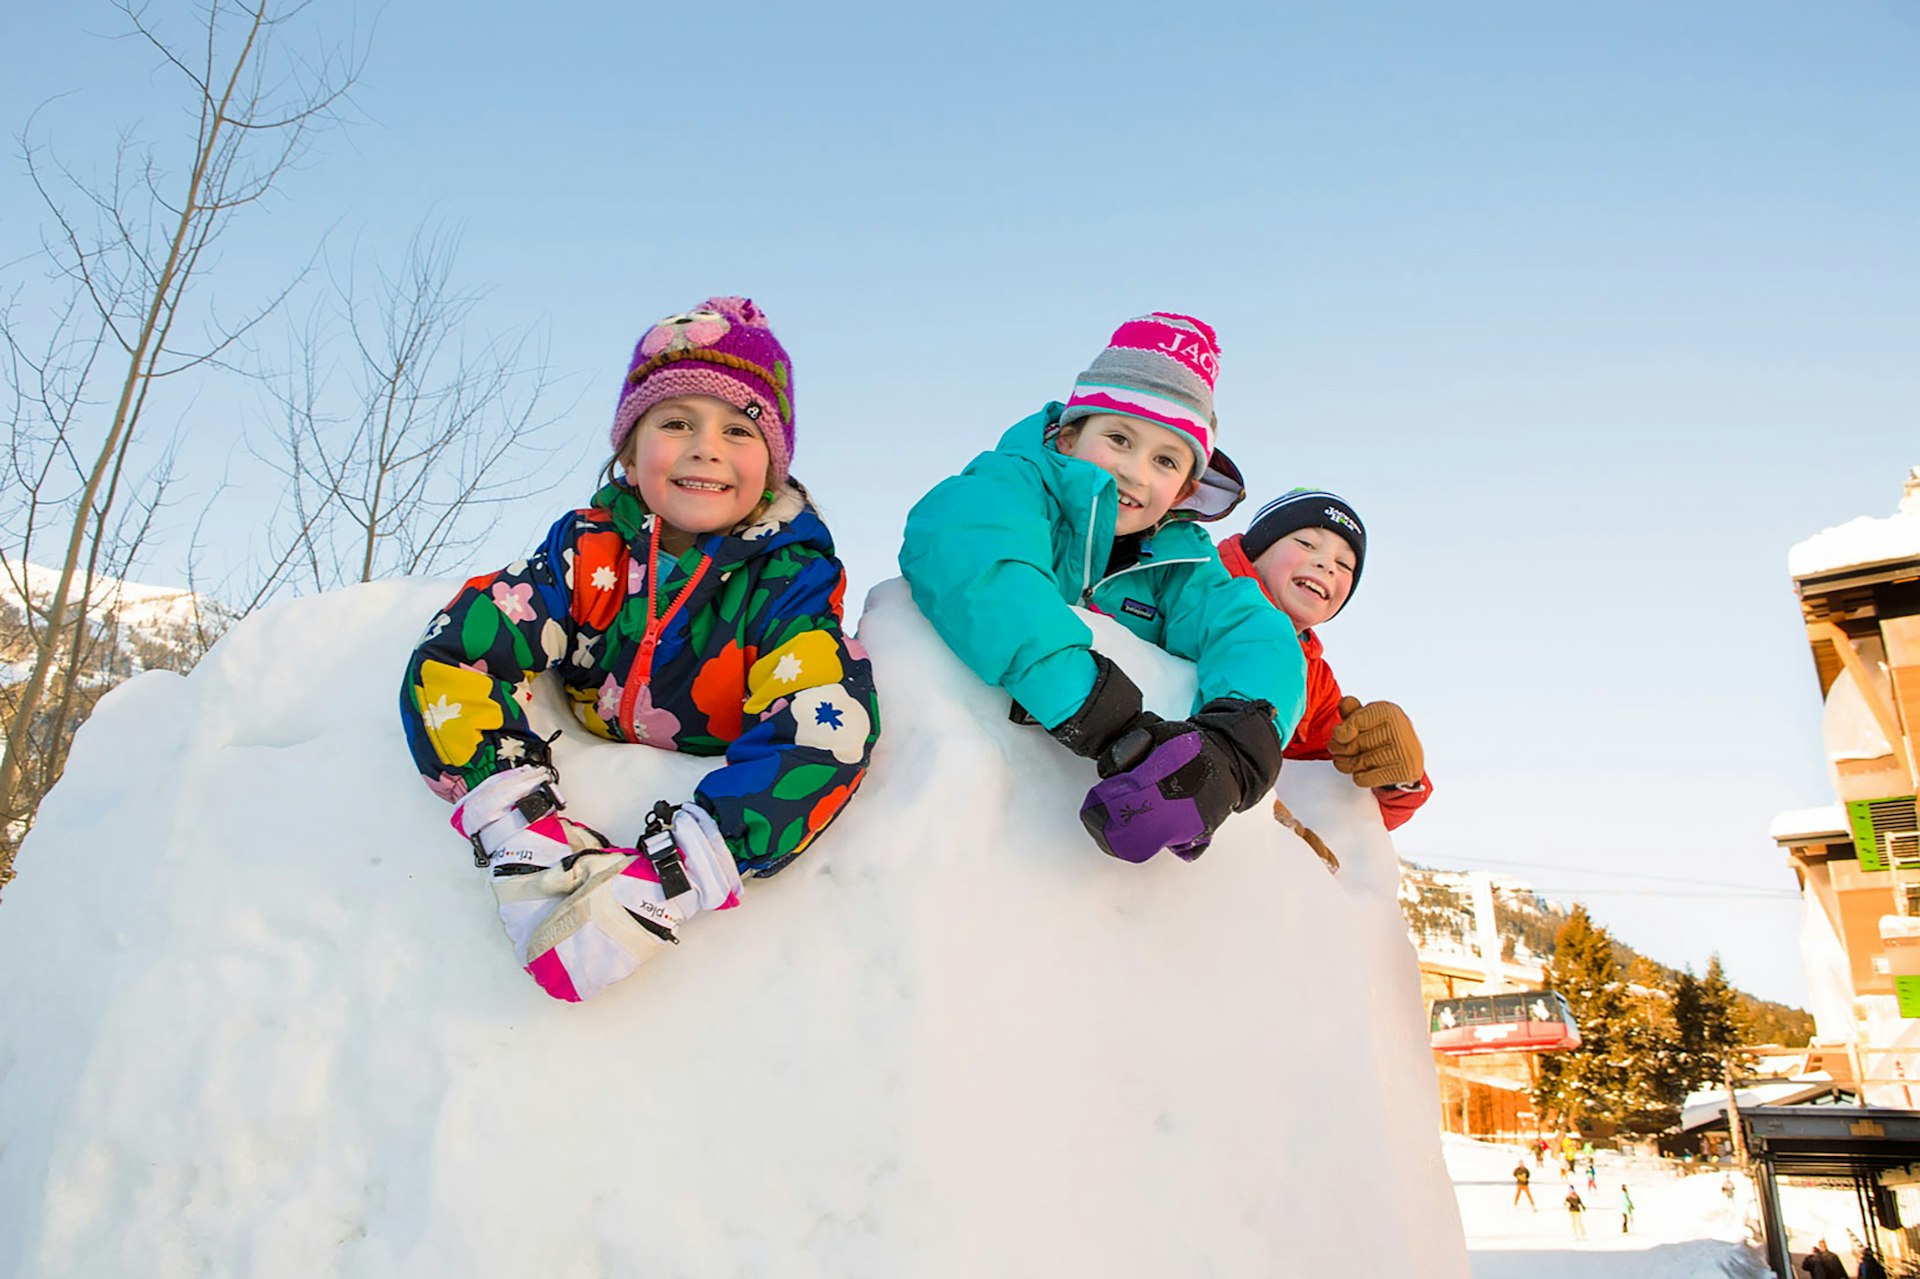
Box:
611;296;796;484
1242;489;1368;616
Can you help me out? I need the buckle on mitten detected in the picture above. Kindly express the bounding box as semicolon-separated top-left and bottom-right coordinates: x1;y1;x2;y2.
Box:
469;781;565;867
640;800;691;899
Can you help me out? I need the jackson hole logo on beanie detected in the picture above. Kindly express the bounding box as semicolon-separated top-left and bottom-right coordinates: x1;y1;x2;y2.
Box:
1060;312;1220;473
1241;488;1369;613
1058;312;1245;522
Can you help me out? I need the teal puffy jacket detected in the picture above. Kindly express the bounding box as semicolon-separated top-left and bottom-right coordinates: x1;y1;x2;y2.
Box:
899;403;1306;737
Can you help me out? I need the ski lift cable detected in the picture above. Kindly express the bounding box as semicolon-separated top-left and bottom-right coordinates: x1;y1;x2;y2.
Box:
1421;855;1796;894
1525;887;1799;900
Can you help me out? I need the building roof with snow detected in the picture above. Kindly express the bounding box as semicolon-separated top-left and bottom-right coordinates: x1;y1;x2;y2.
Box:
1788;467;1920;583
1770;806;1847;845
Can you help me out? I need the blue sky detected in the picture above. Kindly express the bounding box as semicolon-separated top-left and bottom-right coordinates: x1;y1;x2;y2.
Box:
5;0;1918;1005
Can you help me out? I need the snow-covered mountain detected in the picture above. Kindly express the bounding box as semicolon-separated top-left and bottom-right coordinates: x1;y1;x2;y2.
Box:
1400;863;1561;968
0;559;227;683
0;575;1470;1278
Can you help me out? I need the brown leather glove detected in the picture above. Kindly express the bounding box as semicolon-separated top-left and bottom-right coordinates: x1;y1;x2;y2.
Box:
1327;696;1424;788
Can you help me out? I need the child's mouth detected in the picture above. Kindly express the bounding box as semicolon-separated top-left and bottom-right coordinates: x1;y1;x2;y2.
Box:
1117;493;1143;510
673;478;733;494
1293;577;1330;602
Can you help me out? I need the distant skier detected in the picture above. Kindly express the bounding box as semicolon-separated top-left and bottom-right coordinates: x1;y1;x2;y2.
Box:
900;313;1302;863
1585;1157;1597;1192
1722;1174;1736;1202
1218;489;1434;827
400;297;878;1001
1512;1161;1534;1209
1800;1238;1848;1278
1619;1183;1634;1234
1565;1185;1586;1238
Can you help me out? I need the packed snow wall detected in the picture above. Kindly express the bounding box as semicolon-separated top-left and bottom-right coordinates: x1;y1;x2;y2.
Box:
0;576;1469;1278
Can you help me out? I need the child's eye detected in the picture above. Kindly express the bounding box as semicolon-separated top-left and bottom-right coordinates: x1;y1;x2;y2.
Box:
724;424;757;439
1104;432;1129;447
660;417;691;432
1154;455;1181;471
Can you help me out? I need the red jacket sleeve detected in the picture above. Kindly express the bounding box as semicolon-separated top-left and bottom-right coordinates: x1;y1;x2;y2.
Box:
1373;777;1433;831
1283;636;1345;759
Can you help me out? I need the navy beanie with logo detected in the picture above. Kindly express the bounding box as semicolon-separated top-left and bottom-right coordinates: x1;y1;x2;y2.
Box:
1240;488;1368;608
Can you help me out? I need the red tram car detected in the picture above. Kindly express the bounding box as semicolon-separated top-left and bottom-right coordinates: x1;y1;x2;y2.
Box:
1428;989;1581;1056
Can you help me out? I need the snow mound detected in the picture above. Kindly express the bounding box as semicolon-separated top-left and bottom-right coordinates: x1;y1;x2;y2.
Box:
0;575;1466;1278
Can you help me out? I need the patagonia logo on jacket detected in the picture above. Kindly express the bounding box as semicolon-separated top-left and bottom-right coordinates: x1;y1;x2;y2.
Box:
1120;598;1158;621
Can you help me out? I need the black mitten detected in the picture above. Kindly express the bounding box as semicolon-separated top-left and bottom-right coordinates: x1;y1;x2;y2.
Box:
1097;696;1283;815
1017;652;1160;767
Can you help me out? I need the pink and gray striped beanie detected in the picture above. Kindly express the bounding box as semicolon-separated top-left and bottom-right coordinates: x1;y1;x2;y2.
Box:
1060;312;1244;521
611;296;796;484
1060;312;1220;472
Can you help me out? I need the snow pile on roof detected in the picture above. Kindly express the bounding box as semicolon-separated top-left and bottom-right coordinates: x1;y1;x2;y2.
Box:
1788;468;1920;580
1770;805;1847;842
0;576;1468;1277
1679;1081;1840;1132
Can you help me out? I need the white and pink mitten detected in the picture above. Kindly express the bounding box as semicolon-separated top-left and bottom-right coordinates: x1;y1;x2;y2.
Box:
452;770;742;1002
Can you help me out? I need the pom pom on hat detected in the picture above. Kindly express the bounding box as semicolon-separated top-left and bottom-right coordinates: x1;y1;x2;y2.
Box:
611;296;796;483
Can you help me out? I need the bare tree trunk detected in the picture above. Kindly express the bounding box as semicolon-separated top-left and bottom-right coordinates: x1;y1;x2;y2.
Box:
0;0;361;843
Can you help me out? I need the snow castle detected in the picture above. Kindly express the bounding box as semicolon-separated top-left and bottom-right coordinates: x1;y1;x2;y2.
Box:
0;577;1469;1277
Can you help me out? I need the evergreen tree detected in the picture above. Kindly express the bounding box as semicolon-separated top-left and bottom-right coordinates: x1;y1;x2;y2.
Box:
1619;956;1683;1133
1689;955;1750;1088
1669;968;1708;1091
1534;905;1633;1128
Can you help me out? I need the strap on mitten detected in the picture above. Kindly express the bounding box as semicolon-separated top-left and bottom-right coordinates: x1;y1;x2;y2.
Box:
639;800;692;900
452;763;569;867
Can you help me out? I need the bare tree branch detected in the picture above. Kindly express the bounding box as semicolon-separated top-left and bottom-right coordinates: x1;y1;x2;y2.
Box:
1;0;365;873
240;226;576;606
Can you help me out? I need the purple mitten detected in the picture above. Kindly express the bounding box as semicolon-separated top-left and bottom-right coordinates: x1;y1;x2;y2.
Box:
1079;729;1226;862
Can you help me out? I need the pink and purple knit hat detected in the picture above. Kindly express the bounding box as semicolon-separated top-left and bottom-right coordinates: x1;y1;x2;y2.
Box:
1061;312;1243;520
611;296;796;484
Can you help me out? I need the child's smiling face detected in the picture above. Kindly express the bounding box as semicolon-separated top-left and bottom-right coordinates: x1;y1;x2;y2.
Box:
1251;525;1356;631
622;395;770;551
1058;413;1197;536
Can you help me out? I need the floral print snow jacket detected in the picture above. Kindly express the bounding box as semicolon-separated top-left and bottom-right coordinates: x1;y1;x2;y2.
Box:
399;481;878;877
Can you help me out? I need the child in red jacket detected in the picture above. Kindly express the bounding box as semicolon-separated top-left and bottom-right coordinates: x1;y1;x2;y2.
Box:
1217;489;1432;830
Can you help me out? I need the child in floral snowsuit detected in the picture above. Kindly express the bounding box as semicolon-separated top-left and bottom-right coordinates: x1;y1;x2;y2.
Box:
400;296;878;1002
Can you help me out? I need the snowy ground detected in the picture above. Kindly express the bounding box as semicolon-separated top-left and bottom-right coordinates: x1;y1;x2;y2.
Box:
1450;1135;1881;1278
